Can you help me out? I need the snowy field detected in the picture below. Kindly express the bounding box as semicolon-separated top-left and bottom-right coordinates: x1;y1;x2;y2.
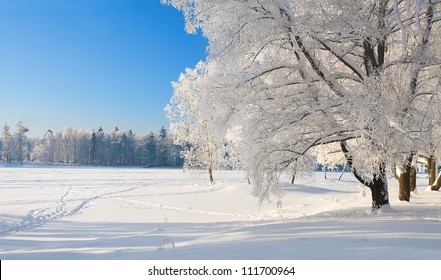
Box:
0;165;440;260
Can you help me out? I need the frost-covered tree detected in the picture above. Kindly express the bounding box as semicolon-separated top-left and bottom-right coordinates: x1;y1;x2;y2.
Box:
14;121;29;165
61;127;77;165
44;130;56;165
109;127;121;165
311;143;345;179
75;130;90;165
164;0;441;209
125;130;136;166
2;123;12;163
165;62;238;183
31;129;56;165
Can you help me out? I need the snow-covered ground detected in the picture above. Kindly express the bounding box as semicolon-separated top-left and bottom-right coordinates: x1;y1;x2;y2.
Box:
0;165;440;260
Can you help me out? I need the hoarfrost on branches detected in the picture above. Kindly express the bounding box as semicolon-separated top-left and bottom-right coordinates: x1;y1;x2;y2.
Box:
165;61;239;183
164;0;441;208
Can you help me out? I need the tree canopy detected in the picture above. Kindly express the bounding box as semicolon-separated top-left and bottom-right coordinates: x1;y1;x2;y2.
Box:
164;0;441;209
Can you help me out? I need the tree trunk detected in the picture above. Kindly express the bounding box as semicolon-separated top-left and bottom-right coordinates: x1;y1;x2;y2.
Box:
398;167;410;202
428;155;436;186
410;166;416;192
368;163;389;210
338;163;346;180
398;155;413;202
208;166;214;184
290;171;296;185
431;172;441;191
290;159;297;185
340;141;389;210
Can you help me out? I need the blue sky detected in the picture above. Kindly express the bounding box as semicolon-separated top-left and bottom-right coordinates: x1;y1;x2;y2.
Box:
0;0;207;137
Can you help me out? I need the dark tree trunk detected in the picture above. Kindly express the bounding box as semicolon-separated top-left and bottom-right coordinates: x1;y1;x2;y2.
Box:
208;166;214;184
290;171;296;185
338;163;346;180
431;172;441;191
398;155;413;202
398;166;410;202
340;141;389;210
290;159;297;185
428;155;436;186
367;162;389;210
410;166;416;192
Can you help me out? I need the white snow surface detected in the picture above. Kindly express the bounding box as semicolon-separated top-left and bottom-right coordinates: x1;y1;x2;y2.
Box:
0;165;440;260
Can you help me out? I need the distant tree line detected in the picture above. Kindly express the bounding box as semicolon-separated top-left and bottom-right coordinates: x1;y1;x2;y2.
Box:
0;122;183;167
1;121;31;165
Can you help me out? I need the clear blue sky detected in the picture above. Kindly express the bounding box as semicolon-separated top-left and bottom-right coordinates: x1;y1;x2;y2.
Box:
0;0;207;138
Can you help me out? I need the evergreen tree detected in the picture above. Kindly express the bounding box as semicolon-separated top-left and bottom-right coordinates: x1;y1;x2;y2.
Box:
144;132;157;167
120;132;129;165
89;131;98;165
156;127;169;167
111;127;122;165
159;126;167;140
125;129;136;166
96;127;106;165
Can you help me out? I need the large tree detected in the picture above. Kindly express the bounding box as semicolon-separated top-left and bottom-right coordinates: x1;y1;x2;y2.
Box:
164;0;441;209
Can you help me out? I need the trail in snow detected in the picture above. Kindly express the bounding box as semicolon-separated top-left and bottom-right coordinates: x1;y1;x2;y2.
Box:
105;194;262;220
0;176;244;237
0;188;71;236
0;184;154;237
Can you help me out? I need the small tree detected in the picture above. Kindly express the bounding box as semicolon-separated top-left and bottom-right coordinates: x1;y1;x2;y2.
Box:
311;143;345;179
89;131;98;165
14;121;29;165
143;132;157;167
156;127;170;167
2;123;12;163
165;62;235;184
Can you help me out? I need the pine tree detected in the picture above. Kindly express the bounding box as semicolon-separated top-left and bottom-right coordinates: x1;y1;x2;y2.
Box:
110;127;121;165
96;127;105;165
156;127;169;167
126;130;136;166
144;132;157;167
89;131;98;165
120;132;129;165
159;126;167;140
